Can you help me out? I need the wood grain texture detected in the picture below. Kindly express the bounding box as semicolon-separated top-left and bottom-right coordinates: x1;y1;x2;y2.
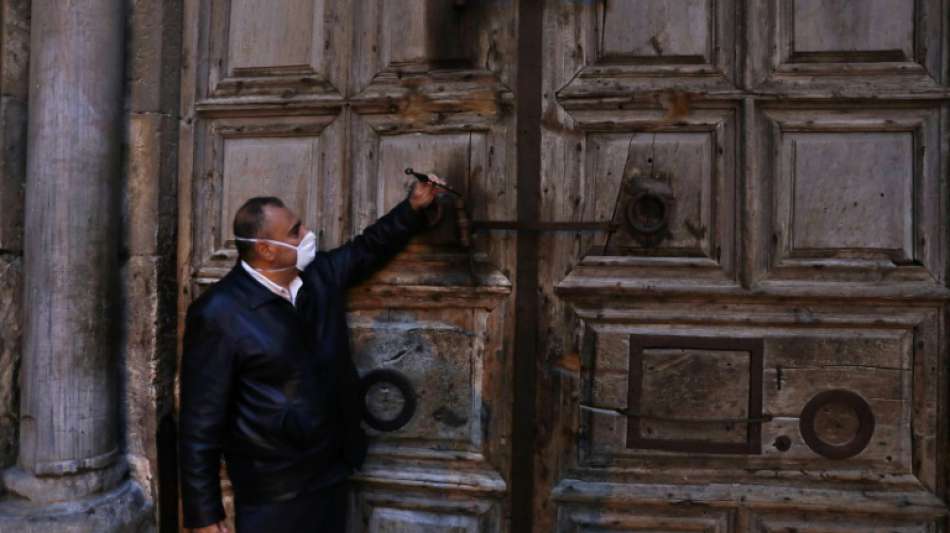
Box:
542;1;949;532
179;1;517;531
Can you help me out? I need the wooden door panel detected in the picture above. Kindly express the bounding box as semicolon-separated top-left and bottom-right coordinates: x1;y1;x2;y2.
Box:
791;0;914;58
749;511;940;533
199;0;349;99
577;306;934;484
747;0;945;91
226;0;324;72
755;105;945;287
188;113;345;285
555;0;737;98
600;0;712;61
352;0;514;95
350;311;486;452
354;490;500;533
559;104;739;283
558;506;733;532
349;114;505;249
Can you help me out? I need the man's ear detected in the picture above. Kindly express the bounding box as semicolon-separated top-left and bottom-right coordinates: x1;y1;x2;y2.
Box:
255;241;274;261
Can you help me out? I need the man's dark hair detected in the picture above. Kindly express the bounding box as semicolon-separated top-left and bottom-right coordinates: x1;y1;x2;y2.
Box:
233;196;285;261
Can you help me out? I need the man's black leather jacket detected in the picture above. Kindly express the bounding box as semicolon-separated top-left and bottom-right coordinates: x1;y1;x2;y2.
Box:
178;199;427;528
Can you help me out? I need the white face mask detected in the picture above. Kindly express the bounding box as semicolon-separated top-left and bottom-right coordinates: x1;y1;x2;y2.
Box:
235;230;317;272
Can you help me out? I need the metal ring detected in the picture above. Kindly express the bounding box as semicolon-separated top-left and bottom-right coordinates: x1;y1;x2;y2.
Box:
625;191;670;235
799;389;875;460
359;369;417;432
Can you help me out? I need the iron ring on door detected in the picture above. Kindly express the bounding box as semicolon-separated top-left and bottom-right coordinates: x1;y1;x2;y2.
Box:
625;191;671;235
359;369;417;432
799;389;875;460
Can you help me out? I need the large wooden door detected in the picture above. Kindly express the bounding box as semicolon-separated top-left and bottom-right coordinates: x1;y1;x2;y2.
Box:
177;1;517;531
179;1;950;532
539;1;950;532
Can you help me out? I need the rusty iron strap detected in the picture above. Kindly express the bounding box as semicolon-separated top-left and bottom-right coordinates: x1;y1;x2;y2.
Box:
471;220;618;232
580;404;775;424
512;0;543;530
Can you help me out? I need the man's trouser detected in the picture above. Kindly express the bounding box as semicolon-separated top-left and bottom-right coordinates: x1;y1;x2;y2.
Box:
234;480;348;533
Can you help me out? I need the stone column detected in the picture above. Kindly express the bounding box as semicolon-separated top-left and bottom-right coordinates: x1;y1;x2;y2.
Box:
0;1;151;530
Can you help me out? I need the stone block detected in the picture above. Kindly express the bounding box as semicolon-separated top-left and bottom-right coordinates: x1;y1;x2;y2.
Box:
126;0;182;114
0;0;30;253
1;0;30;100
124;113;178;257
119;256;177;521
0;96;25;252
0;479;155;533
0;254;21;471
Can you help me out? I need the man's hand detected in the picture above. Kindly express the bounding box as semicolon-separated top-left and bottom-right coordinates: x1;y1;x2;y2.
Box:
408;173;448;211
190;521;228;533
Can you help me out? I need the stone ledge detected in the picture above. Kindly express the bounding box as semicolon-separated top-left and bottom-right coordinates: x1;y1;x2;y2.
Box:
2;460;127;503
0;478;154;533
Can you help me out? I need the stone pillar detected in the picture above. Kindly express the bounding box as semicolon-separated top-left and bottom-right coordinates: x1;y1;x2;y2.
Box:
0;0;152;530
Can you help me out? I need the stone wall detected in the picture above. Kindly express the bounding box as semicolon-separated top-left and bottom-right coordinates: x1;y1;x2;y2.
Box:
0;0;29;477
0;2;182;531
120;0;182;529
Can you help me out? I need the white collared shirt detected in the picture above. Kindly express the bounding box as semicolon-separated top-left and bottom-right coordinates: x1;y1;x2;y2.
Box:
241;260;303;305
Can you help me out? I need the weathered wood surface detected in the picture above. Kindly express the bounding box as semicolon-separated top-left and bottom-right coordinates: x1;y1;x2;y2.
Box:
539;0;949;532
178;0;950;532
178;1;516;531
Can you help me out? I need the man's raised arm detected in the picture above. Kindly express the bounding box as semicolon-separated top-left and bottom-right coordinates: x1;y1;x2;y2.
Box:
320;176;444;288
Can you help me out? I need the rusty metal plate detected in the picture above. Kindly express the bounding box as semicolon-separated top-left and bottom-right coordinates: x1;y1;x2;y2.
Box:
799;389;875;460
627;335;764;454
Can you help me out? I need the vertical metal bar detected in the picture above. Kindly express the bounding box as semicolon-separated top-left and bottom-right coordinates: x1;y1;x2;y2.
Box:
512;0;543;531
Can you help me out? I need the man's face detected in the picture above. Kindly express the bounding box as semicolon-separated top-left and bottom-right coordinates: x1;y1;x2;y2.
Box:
256;205;307;268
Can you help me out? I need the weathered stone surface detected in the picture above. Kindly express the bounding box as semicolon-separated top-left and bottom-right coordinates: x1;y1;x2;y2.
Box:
126;0;182;115
124;113;178;257
19;0;124;475
0;255;21;472
0;96;25;252
2;461;128;503
0;479;154;533
0;0;29;254
119;256;177;510
1;0;30;100
121;2;182;531
0;0;28;486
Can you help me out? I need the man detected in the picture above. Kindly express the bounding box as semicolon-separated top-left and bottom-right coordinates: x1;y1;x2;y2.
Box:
179;176;446;533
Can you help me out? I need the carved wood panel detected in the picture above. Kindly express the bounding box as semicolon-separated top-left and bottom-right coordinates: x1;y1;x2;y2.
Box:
543;1;949;532
558;505;734;533
579;309;931;481
747;0;946;92
556;0;738;97
754;105;944;286
561;104;739;283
